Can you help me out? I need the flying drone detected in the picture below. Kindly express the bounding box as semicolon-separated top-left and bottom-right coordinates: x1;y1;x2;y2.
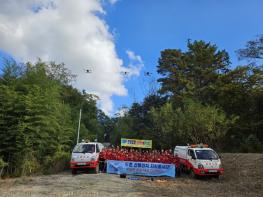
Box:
144;71;152;76
121;71;129;76
84;69;92;73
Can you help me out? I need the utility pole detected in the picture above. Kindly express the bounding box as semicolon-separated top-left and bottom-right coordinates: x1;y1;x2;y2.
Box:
77;108;82;144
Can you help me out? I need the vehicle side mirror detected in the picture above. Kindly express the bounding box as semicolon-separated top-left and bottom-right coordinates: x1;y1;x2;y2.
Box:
192;155;196;160
218;155;221;159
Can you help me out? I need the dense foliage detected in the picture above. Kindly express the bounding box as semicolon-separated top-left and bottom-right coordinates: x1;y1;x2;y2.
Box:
0;60;106;176
111;38;263;153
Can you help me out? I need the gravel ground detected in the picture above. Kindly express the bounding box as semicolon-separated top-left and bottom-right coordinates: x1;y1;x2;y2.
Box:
0;153;262;197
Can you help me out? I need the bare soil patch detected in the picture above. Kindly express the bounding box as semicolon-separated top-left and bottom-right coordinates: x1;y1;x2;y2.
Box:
0;153;262;197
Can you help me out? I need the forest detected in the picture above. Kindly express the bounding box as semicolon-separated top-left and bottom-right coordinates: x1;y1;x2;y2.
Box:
1;36;263;176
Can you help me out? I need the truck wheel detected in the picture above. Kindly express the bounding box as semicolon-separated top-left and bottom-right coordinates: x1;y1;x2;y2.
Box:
189;169;196;179
72;169;77;175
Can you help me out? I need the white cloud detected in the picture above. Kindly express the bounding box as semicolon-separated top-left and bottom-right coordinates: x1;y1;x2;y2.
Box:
0;0;142;114
108;0;119;5
115;106;129;117
121;50;144;78
126;50;142;62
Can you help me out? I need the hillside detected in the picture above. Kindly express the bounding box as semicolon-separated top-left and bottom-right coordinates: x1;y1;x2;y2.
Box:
0;153;262;197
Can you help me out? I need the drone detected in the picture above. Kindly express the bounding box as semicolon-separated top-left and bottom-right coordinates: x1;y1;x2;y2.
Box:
144;71;152;76
84;69;92;73
121;71;129;76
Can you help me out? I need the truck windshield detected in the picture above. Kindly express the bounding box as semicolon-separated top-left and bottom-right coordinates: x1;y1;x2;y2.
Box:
73;144;95;153
195;150;218;160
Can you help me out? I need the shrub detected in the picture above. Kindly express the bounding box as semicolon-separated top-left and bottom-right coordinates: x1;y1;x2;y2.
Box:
43;150;71;174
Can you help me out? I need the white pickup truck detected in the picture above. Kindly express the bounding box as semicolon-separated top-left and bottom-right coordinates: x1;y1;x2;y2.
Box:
70;142;104;174
174;144;224;178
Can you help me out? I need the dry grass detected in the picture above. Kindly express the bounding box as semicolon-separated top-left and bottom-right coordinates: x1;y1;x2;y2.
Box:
0;153;262;197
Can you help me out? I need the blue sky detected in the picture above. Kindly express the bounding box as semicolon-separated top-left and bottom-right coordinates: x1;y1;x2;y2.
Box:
105;0;263;112
1;0;263;115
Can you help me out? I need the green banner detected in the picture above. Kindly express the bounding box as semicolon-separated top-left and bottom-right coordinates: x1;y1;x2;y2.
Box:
121;138;152;149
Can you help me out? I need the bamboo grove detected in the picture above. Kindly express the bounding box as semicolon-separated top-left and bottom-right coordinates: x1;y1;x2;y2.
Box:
0;61;107;176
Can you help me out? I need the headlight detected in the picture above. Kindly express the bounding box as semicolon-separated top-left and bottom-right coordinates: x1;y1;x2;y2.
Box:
219;163;223;168
91;156;96;161
71;158;75;162
198;163;204;169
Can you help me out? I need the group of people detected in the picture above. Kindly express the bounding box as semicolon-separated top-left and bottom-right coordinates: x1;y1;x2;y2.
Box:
99;146;178;165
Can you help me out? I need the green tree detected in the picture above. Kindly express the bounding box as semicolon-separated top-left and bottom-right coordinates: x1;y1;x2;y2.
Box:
157;40;230;104
237;35;263;61
151;100;233;149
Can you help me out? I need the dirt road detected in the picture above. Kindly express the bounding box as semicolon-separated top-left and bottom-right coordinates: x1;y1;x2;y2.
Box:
0;153;262;197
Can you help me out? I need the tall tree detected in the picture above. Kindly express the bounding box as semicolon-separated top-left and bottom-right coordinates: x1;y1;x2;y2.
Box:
157;40;230;104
